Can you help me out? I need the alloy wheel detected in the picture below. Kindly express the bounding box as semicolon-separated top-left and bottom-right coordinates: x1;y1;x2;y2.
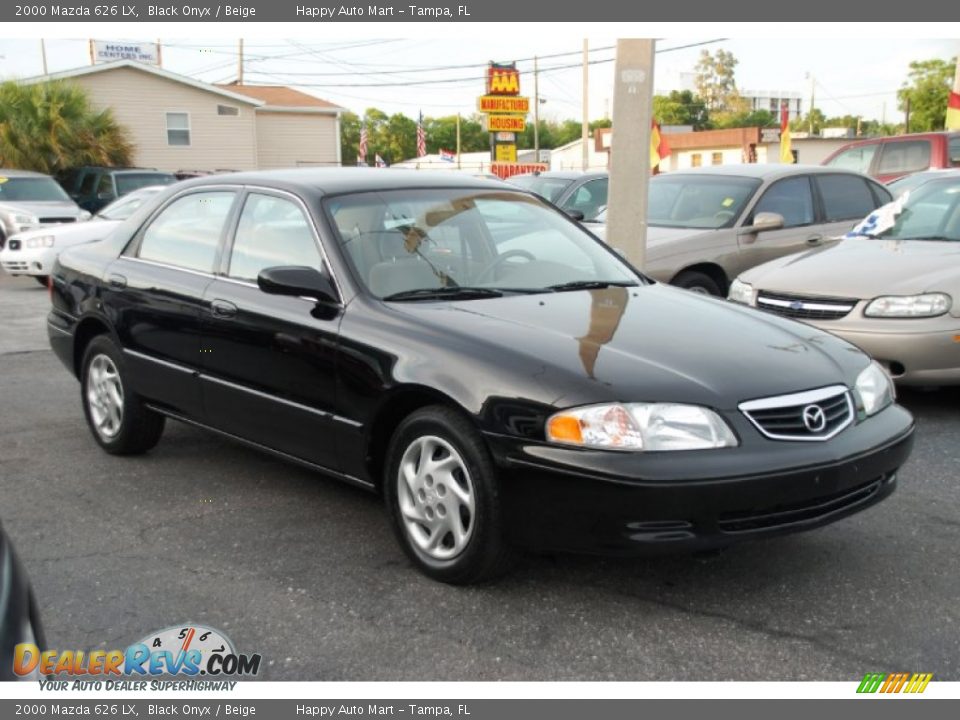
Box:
86;354;124;439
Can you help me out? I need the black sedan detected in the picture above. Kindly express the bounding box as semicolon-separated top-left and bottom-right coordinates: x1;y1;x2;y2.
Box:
47;169;914;584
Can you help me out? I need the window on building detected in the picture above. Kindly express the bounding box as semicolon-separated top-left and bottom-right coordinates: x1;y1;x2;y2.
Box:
691;153;702;168
138;191;236;272
166;112;190;146
217;104;240;117
711;152;723;165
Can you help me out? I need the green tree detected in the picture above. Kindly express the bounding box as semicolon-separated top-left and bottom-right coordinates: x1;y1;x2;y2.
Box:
694;49;744;113
423;115;488;154
653;90;709;130
789;108;827;134
897;57;956;131
0;81;131;173
339;110;360;166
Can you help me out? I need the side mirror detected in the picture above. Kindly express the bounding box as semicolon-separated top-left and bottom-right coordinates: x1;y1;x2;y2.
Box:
258;266;338;304
746;211;785;234
564;208;585;222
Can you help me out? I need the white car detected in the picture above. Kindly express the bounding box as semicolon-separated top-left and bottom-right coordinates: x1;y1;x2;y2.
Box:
0;186;167;285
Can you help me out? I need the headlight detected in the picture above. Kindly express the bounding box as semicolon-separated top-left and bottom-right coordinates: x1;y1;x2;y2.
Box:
12;213;38;225
546;402;738;451
864;293;951;318
854;361;895;418
728;278;755;305
25;236;55;249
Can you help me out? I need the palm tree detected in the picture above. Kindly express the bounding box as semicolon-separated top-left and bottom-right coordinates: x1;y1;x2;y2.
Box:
0;81;132;173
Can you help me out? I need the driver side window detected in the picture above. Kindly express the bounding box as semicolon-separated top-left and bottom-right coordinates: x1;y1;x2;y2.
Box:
751;177;814;228
228;193;321;282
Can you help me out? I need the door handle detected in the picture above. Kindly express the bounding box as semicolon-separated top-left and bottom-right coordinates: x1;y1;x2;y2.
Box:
806;234;823;245
107;273;127;289
210;299;238;319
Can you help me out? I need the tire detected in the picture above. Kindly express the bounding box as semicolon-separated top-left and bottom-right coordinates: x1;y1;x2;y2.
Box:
80;335;165;455
672;270;723;297
384;405;514;584
34;276;49;287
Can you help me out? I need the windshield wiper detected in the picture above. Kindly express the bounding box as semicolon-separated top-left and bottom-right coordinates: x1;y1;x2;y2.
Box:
382;286;505;302
546;280;640;292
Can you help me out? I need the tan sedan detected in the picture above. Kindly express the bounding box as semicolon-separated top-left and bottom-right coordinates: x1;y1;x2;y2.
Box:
730;174;960;385
588;164;891;296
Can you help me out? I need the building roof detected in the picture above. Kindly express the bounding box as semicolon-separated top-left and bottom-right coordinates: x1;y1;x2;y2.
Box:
216;83;344;114
21;60;265;107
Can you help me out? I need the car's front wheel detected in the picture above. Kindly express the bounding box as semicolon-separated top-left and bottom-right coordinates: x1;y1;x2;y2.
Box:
384;406;513;584
673;270;723;296
34;276;48;287
81;335;165;455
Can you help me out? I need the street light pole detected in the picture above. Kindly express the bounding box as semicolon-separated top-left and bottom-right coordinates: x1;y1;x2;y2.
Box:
533;55;540;160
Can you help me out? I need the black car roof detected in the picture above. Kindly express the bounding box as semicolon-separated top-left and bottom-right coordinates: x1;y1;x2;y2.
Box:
179;167;512;197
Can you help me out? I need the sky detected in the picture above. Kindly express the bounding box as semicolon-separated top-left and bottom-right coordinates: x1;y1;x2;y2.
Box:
0;33;957;125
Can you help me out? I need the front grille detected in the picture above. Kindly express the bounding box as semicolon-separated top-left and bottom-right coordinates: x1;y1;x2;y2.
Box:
39;217;77;225
756;290;857;320
740;385;853;441
717;475;886;533
7;239;21;250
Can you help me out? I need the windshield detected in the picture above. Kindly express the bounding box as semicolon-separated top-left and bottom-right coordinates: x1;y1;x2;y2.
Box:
99;188;162;220
116;173;176;195
866;178;960;241
648;174;761;229
507;175;575;204
0;176;72;202
325;188;639;300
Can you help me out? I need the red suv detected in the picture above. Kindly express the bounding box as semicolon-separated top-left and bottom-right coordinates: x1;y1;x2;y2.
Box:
822;131;960;183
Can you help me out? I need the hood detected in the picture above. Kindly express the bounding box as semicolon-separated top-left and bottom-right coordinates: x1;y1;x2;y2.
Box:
391;284;867;411
0;200;85;220
10;218;120;244
741;237;960;299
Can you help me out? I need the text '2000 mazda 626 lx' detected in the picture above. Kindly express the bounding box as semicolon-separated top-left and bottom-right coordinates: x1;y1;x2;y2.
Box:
47;169;915;584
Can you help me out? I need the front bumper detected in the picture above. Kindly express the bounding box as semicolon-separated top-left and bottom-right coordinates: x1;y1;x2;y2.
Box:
486;404;914;555
804;318;960;386
0;246;56;277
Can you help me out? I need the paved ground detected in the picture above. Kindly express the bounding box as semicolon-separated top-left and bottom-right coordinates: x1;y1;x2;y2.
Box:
1;272;958;681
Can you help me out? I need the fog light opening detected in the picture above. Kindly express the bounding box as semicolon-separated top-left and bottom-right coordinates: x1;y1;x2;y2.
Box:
886;361;905;378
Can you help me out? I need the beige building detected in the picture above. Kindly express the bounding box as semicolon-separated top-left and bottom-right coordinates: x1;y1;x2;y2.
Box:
27;60;343;173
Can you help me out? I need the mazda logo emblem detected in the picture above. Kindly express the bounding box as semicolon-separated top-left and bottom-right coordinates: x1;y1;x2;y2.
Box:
802;404;827;432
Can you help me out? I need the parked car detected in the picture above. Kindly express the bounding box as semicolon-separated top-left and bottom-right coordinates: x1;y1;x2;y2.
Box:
57;166;177;213
729;173;960;385
822;131;960;183
0;169;90;249
48;169;914;584
506;171;609;221
589;165;892;296
1;186;168;285
886;168;960;198
0;520;45;681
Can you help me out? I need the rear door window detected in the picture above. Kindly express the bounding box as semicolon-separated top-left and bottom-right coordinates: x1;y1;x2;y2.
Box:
876;140;932;176
815;174;880;222
824;144;877;174
137;191;236;273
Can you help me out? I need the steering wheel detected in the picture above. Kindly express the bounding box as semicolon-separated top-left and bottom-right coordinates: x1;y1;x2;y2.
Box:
714;210;735;223
475;249;536;284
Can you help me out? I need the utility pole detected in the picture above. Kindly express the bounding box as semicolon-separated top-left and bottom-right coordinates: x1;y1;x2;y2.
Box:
533;55;540;160
238;38;244;84
40;39;48;75
905;98;911;134
581;39;589;171
808;72;815;135
456;113;462;170
157;39;162;68
606;39;655;269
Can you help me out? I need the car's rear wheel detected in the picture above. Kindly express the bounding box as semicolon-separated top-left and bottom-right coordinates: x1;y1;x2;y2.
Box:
673;270;723;296
384;405;513;584
81;335;165;455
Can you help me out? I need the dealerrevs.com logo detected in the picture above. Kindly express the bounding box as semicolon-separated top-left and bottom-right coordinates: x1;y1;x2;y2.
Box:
14;624;261;686
857;672;933;694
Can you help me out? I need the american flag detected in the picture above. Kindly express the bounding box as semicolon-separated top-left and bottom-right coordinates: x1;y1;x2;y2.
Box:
357;124;368;166
416;111;427;158
375;154;388;168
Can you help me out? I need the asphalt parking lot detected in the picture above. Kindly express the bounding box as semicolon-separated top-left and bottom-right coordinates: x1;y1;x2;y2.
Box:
1;271;958;681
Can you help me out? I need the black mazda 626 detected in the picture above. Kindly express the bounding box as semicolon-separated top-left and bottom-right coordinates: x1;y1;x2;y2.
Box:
47;169;915;583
